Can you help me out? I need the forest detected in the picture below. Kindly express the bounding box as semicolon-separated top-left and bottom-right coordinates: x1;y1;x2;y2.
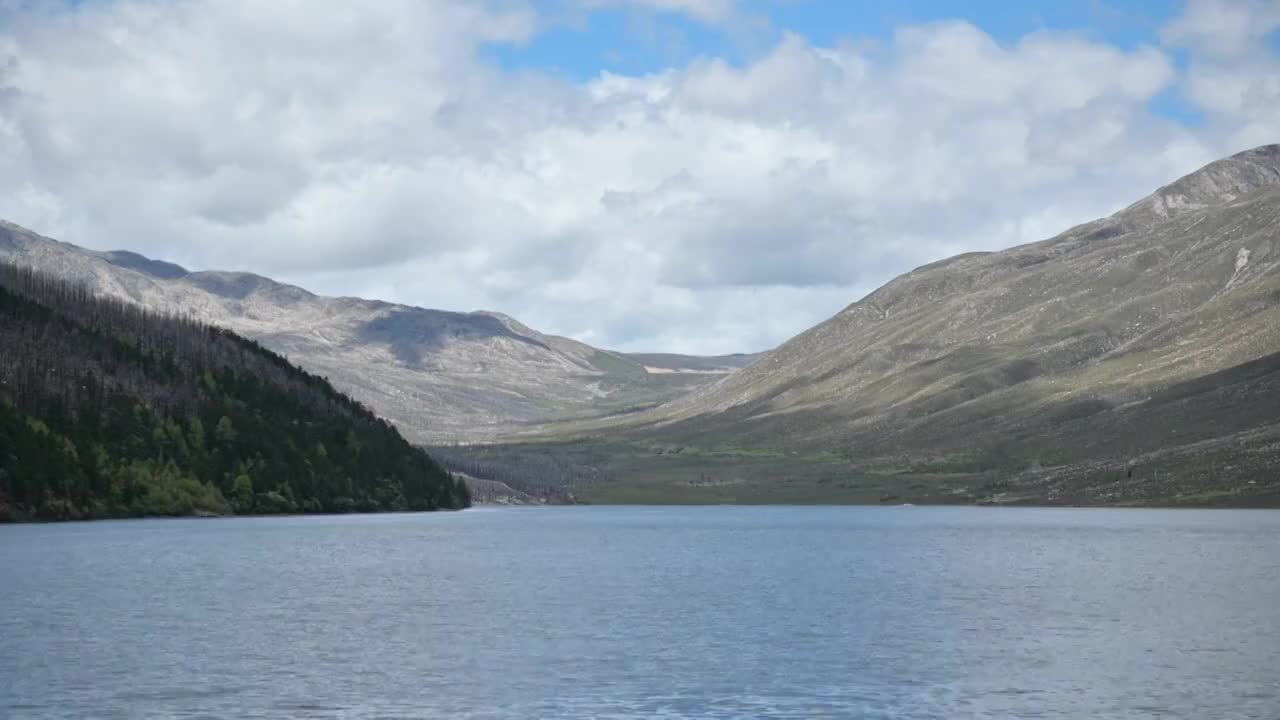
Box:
0;262;469;521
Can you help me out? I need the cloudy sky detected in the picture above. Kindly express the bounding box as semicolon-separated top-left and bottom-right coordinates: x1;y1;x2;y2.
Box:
1;0;1277;354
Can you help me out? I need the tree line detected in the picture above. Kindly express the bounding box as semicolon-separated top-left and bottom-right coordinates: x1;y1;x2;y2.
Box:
0;262;468;521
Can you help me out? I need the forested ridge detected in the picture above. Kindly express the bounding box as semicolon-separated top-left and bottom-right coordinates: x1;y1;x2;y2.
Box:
0;262;469;521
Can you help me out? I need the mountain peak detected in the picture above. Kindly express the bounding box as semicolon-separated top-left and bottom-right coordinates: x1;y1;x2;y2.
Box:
184;270;315;302
472;310;540;337
1126;143;1280;222
99;250;189;279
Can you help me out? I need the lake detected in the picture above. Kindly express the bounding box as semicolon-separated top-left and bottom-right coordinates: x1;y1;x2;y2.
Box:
1;506;1278;719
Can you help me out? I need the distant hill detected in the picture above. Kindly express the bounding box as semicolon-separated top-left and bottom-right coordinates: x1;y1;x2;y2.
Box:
520;145;1280;507
0;224;756;443
0;263;469;521
623;352;764;374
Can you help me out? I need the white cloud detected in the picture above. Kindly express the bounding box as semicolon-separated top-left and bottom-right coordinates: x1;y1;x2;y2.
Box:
1161;0;1280;56
0;0;1275;354
1162;0;1280;151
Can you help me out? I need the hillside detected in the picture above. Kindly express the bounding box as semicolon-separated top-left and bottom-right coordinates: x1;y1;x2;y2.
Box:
0;263;469;521
623;352;764;374
512;145;1280;506
0;225;752;443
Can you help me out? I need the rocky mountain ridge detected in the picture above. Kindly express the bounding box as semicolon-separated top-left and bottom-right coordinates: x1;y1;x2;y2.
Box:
525;145;1280;506
0;221;756;443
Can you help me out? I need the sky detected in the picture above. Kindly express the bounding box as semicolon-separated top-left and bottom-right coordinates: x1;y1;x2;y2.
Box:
0;0;1277;354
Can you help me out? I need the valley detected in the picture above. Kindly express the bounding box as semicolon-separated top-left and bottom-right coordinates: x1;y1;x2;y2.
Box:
3;146;1279;507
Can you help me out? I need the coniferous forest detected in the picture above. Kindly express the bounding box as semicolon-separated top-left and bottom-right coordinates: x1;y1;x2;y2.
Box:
0;262;469;521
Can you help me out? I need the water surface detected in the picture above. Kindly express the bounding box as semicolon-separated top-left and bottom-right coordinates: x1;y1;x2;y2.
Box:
2;506;1278;719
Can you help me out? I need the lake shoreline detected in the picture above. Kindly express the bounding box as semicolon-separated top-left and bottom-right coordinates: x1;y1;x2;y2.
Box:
8;497;1280;525
0;505;468;525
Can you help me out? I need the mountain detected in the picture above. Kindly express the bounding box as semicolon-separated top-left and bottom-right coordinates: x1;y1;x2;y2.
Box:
0;222;753;444
0;262;469;521
522;145;1280;507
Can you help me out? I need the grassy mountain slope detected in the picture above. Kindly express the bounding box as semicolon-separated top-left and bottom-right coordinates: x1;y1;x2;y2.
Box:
0;263;468;521
507;145;1280;506
0;224;751;443
623;352;764;373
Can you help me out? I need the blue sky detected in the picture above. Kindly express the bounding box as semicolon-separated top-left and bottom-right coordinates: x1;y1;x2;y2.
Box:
17;0;1273;140
491;1;1182;73
485;0;1217;123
